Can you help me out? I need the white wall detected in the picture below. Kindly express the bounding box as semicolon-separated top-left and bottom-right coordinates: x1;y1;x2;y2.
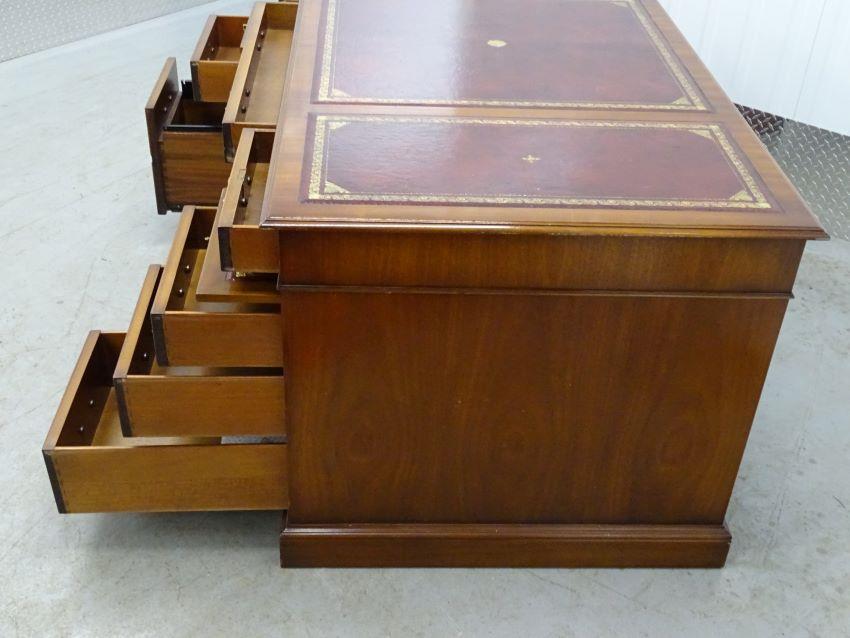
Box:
0;0;215;62
658;0;850;135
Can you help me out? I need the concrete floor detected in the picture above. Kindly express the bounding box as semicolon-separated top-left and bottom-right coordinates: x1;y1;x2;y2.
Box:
1;2;849;636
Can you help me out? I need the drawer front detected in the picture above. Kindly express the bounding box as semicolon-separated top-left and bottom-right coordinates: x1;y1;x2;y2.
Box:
223;2;298;157
218;128;279;274
116;266;285;438
190;15;248;102
151;205;281;367
43;331;288;513
116;375;284;438
145;58;230;213
159;132;231;208
198;203;279;304
157;311;282;368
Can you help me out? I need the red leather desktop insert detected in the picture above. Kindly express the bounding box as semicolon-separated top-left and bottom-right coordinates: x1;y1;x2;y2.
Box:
315;0;707;110
303;116;773;210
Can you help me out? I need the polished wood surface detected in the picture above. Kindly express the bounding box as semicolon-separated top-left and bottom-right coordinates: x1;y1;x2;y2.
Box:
262;0;824;238
190;15;248;102
279;232;806;292
114;266;285;438
223;2;298;157
283;289;786;524
260;0;826;566
151;205;282;367
217;129;279;274
46;0;826;569
196;202;279;303
145;58;232;213
280;518;731;568
43;332;289;513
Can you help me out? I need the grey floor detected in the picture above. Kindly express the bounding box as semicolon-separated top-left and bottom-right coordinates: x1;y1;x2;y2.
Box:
1;2;849;636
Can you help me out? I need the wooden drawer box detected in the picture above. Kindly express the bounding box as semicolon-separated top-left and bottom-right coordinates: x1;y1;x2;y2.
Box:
218;128;278;274
43;331;288;513
223;1;298;158
197;201;279;304
151;205;281;367
190;15;249;102
146;57;232;213
114;265;285;438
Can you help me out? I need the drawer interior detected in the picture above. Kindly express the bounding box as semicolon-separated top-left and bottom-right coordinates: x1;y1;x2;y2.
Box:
156;205;277;314
117;266;281;382
43;331;289;513
237;3;297;124
231;128;273;227
146;57;230;212
166;96;225;131
191;15;249;103
49;333;215;450
195;15;247;62
149;58;224;134
197;203;279;303
151;204;281;367
224;2;298;154
114;265;284;437
217;129;279;274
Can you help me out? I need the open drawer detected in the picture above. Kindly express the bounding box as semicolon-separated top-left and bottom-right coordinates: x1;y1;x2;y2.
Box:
114;265;285;438
43;331;288;513
197;200;280;304
218;128;279;274
146;57;232;213
151;205;282;367
223;1;298;158
190;15;249;102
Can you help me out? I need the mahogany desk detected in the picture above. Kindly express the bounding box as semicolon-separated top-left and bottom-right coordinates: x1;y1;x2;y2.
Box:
44;0;826;568
266;0;824;567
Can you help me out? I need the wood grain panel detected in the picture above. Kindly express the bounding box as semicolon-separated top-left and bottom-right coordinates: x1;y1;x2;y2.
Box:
283;289;788;525
156;310;282;368
279;232;806;293
160;132;232;207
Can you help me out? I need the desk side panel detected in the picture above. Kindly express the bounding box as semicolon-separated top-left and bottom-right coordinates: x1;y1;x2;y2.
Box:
281;288;788;525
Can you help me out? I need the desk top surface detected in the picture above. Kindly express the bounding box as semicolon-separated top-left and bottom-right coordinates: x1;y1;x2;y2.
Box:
261;0;825;239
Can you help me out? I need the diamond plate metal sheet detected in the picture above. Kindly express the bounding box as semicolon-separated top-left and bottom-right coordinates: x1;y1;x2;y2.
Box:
739;105;850;240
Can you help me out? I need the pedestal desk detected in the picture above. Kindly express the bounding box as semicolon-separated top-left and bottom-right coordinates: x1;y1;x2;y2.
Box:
44;0;826;568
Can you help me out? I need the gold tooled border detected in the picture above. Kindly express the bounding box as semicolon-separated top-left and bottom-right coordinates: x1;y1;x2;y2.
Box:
316;0;708;111
307;116;772;210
